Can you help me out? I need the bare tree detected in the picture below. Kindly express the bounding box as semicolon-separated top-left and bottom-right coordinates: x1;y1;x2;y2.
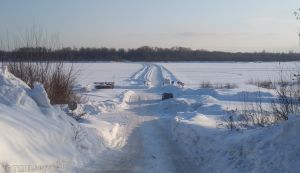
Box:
294;8;300;20
2;26;79;105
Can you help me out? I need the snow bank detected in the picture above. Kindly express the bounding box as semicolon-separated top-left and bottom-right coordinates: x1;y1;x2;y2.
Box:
157;71;299;172
119;90;136;109
29;82;52;108
74;90;141;115
80;115;125;149
0;70;104;171
172;115;300;173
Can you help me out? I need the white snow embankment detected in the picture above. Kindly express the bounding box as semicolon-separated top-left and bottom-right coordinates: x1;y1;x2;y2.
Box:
76;89;139;113
160;80;299;172
80;115;124;149
0;69;105;171
119;90;137;109
172;114;300;173
73;90;135;149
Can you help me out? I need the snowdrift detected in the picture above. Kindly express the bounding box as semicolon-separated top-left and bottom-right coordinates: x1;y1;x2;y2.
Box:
173;114;300;173
0;68;104;171
155;77;300;172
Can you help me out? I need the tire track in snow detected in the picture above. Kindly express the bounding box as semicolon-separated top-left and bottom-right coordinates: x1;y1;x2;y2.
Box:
130;64;149;81
159;64;179;82
144;64;165;87
92;64;200;172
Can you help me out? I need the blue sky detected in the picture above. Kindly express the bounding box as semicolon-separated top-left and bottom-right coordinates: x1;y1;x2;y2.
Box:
0;0;299;52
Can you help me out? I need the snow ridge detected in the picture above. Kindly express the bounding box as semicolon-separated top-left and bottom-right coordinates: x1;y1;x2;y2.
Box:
0;69;104;171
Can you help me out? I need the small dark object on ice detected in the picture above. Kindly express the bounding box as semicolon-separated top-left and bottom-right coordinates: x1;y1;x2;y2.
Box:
73;112;87;121
67;112;87;121
162;93;173;100
94;82;114;89
177;81;184;88
68;101;78;111
67;101;86;121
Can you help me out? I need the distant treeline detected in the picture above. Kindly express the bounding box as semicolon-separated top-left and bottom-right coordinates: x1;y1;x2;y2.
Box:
1;46;300;62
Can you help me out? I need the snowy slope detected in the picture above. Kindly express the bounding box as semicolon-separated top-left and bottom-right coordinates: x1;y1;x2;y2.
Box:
153;62;300;172
172;115;300;173
0;68;105;172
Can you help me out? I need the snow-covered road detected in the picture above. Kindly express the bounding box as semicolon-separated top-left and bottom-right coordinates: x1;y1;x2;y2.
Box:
98;105;200;173
77;63;299;173
87;64;200;172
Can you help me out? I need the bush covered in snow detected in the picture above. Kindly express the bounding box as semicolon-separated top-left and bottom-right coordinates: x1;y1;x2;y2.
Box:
5;62;79;105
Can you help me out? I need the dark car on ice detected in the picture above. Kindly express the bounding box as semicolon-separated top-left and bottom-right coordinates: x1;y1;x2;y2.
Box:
162;93;173;100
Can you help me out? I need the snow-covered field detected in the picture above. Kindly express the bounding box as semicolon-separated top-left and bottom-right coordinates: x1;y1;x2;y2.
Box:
160;62;299;88
1;62;299;173
75;62;142;102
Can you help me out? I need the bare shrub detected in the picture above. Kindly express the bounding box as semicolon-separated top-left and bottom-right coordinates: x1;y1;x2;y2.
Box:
271;81;300;121
200;81;237;89
0;162;10;173
267;68;300;121
223;92;275;130
225;77;300;130
222;65;300;130
214;82;238;89
223;109;239;130
247;79;274;89
247;79;257;86
46;63;78;104
239;93;273;127
246;67;300;122
5;61;79;105
1;26;80;105
200;81;213;88
224;106;273;130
